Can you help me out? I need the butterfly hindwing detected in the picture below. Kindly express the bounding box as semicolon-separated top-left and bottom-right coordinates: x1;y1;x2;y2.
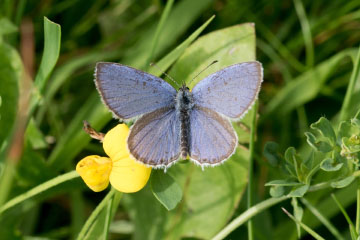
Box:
95;62;176;120
128;107;181;167
192;61;263;119
189;106;237;165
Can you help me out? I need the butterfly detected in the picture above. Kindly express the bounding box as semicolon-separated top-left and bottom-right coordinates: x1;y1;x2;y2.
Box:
95;61;263;169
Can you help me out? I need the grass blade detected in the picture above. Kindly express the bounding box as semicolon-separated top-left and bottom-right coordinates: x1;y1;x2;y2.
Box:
331;193;358;239
145;0;174;69
29;17;61;116
293;0;314;68
76;188;116;240
212;196;289;240
0;171;79;214
301;198;344;240
282;207;325;240
339;46;360;121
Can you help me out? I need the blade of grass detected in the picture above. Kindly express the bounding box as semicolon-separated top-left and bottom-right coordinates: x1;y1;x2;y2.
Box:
293;0;314;68
145;0;174;69
103;191;114;240
281;208;325;240
339;46;360;121
331;193;357;239
245;9;306;72
0;170;79;214
76;188;116;240
148;15;215;77
264;48;357;119
212;196;290;240
28;17;61;118
71;190;85;239
301;198;344;240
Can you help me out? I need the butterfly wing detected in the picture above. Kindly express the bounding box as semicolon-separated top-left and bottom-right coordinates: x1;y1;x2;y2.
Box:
128;107;181;167
192;61;263;119
189;106;237;165
95;62;176;120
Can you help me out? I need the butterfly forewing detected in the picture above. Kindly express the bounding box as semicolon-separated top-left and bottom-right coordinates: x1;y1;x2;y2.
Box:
192;61;263;119
189;106;237;165
128;107;181;167
95;62;176;120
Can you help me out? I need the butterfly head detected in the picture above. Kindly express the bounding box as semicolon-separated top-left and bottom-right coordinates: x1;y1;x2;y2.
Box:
176;84;194;111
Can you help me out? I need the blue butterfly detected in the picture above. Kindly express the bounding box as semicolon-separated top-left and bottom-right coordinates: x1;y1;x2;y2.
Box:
95;61;263;168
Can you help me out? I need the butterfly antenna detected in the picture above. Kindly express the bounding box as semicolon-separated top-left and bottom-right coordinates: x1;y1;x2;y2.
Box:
150;62;180;88
188;60;218;86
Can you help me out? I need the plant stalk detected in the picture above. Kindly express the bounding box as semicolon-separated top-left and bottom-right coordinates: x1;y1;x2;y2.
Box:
212;196;289;240
356;178;360;234
247;100;258;240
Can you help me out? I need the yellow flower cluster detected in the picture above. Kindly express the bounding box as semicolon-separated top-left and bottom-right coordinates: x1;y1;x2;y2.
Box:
76;124;151;193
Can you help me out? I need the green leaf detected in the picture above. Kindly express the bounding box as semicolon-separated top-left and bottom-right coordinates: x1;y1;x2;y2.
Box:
342;136;360;154
284;147;296;164
320;158;343;172
265;180;302;187
331;175;356;188
310;117;337;145
125;148;249;240
0;17;17;36
168;150;249;239
288;184;309;197
29;17;61;114
150;170;183;211
285;147;308;183
0;41;22;151
269;185;286;198
305;132;333;153
263;141;283;166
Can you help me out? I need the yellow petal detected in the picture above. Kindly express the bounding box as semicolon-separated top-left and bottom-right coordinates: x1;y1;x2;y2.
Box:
76;155;112;192
103;124;130;160
110;157;151;193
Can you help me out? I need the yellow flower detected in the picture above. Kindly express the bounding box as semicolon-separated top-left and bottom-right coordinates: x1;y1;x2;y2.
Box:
76;124;151;193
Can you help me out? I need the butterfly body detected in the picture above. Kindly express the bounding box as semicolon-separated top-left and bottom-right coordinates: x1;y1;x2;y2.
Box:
176;85;194;159
95;61;263;168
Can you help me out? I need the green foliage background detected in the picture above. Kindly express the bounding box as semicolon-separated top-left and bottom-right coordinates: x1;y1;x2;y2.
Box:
0;0;360;239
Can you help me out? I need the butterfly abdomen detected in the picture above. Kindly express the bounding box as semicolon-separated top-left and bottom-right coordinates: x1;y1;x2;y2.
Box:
180;109;190;159
176;86;194;159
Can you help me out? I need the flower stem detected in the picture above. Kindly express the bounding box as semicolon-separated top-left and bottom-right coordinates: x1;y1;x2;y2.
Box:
247;101;258;240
